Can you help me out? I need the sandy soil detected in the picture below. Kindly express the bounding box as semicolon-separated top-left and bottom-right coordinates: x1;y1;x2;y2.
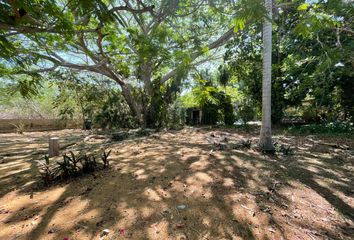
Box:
0;128;353;240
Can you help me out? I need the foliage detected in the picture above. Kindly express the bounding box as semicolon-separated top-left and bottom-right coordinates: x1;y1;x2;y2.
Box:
288;122;354;135
36;150;111;184
56;154;72;179
0;0;268;127
163;100;185;129
36;155;60;185
225;0;354;123
94;90;137;129
185;70;235;125
51;72;137;128
219;93;235;125
274;143;294;156
217;64;230;88
63;151;81;176
80;155;97;174
237;100;256;125
0;80;59;119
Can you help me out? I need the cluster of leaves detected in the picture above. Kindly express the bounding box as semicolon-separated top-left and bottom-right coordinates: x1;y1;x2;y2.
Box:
0;79;59;119
183;70;235;125
236;100;257;125
51;72;137;129
225;0;354;123
162;99;185;129
36;150;111;185
1;0;266;128
288;122;354;135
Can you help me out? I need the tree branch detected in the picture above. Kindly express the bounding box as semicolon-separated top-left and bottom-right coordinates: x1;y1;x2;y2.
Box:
0;23;96;36
110;4;154;14
160;27;235;83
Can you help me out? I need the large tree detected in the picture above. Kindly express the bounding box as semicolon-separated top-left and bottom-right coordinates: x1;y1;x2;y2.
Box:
1;0;261;127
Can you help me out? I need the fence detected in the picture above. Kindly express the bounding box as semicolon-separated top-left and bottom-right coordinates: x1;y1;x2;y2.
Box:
0;119;82;133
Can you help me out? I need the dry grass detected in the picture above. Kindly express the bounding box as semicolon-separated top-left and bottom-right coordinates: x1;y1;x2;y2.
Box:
0;128;353;240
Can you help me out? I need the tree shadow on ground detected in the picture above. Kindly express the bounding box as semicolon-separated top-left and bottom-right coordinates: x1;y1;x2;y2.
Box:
0;128;353;239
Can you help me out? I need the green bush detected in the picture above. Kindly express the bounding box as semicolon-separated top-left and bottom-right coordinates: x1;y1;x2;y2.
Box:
288;122;354;135
164;100;185;128
94;91;137;129
36;150;112;184
237;101;256;125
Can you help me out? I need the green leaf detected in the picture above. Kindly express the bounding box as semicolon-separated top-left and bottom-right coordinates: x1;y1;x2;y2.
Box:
297;3;310;11
233;17;246;32
201;46;209;54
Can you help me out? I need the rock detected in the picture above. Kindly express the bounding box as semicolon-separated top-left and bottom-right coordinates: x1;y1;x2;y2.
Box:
177;205;187;210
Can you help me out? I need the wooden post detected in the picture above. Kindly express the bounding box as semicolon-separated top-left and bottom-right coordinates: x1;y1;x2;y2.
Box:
49;137;59;157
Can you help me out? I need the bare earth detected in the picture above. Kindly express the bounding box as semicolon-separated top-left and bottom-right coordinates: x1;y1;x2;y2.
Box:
0;128;353;240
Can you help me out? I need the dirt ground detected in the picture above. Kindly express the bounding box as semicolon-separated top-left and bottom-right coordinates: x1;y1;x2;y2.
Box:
0;128;353;240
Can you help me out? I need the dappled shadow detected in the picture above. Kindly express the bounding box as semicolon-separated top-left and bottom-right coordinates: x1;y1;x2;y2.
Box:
0;130;87;199
0;128;353;239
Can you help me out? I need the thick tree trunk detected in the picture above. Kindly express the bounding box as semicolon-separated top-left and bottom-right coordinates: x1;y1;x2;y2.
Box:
259;0;274;151
120;83;144;125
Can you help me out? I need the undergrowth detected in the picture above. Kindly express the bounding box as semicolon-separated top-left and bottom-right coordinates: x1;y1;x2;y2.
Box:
287;122;354;136
36;150;111;185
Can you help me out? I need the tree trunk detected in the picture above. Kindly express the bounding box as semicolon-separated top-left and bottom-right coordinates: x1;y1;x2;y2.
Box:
259;0;274;151
120;83;143;125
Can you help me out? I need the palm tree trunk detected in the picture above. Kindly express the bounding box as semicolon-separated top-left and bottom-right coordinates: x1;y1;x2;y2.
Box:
259;0;274;151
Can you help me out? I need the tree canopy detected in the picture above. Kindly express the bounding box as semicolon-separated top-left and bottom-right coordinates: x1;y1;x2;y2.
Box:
1;0;268;127
1;0;353;126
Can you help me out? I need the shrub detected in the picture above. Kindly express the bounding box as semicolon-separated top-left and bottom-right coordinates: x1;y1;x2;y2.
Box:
37;149;111;184
274;143;294;155
80;155;97;173
63;151;81;176
237;101;256;125
288;122;354;135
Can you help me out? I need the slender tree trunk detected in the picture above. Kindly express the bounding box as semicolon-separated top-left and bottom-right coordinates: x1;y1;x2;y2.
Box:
259;0;274;151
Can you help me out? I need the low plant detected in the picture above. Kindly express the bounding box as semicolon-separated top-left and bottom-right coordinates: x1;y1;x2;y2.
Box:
63;151;81;175
36;155;60;185
274;143;294;155
240;139;252;149
81;155;97;173
37;149;111;184
11;122;25;134
287;122;354;135
101;150;111;168
56;155;72;179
